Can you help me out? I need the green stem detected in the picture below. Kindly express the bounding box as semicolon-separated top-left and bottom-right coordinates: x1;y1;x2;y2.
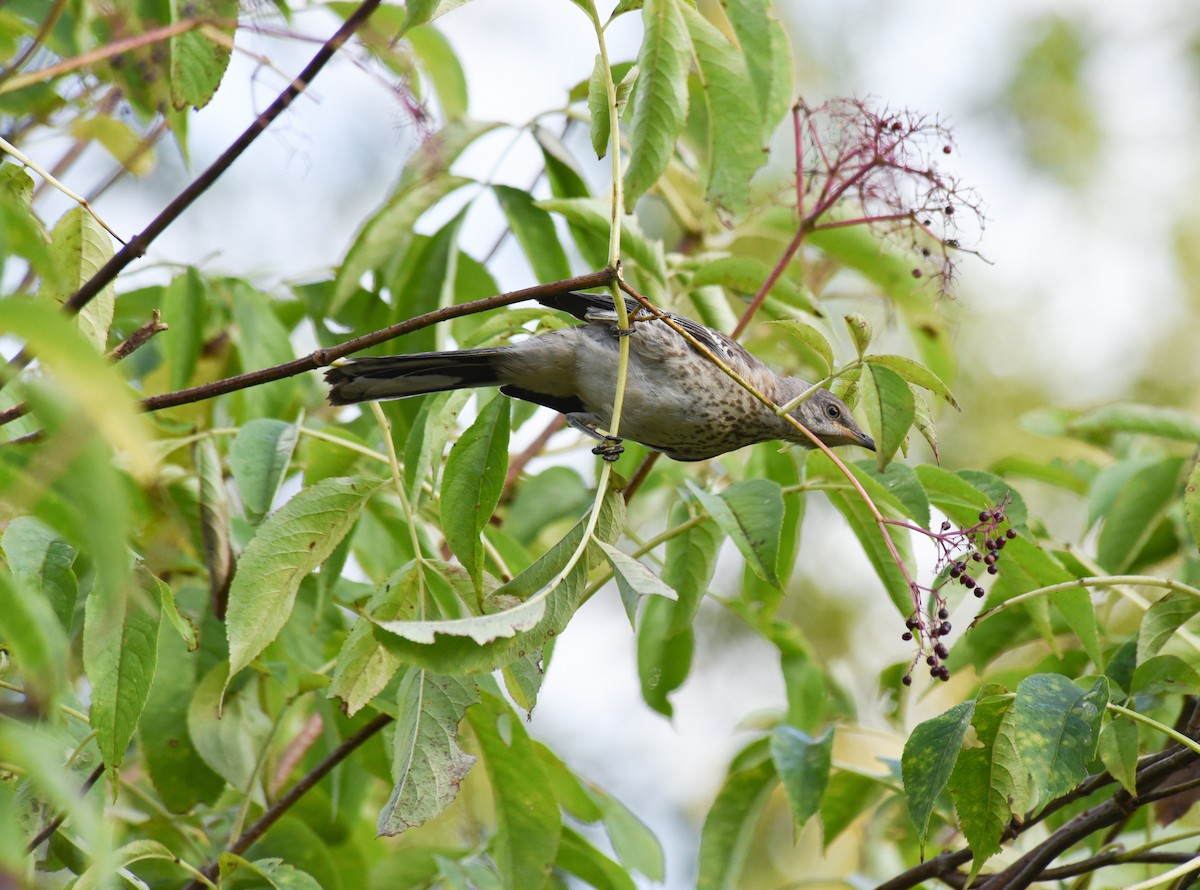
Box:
1107;703;1200;759
973;576;1200;628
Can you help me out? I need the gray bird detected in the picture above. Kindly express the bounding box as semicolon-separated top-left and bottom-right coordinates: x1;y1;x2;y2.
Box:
325;292;875;461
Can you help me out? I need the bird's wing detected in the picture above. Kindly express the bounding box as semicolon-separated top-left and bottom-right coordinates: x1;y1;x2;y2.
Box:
537;291;759;370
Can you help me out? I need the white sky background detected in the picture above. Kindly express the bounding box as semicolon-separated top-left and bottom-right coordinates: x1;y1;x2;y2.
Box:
30;0;1200;885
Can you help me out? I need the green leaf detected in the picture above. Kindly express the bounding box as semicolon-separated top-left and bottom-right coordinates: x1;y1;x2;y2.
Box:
217;855;324;890
378;672;479;836
1098;716;1138;795
1130;654;1200;698
42;205;115;351
227;282;298;419
636;596;693;717
84;556;161;770
537;197;665;281
1;516;77;630
168;0;236;110
681;4;764;214
1186;453;1200;554
692;256;818;315
600;542;677;625
843;312;872;357
226;476;380;682
408;24;468;119
866;353;959;409
1068;403;1200;442
230;418;299;522
75;839;184;890
770;725;833;829
902;700;975;847
1139;591;1200;662
860;363;914;469
686;479;783;587
195;438;234;613
589;54;611;159
769;319;834;377
557;828;638;890
466;694;561;889
948;694;1022;879
696;752;777;890
161;267;206;391
188;664;270;796
1097;456;1186;573
623;0;690;204
492;185;572;283
442;394;510;594
140;617;224;813
820;771;885;848
333;171;473;312
722;0;782;139
1012;674;1108;812
592;787;665;881
862;461;930;529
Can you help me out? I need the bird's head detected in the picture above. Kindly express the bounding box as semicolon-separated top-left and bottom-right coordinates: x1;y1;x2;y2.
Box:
784;384;876;451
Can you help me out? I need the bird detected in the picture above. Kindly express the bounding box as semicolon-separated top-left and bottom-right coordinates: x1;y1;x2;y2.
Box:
325;291;875;462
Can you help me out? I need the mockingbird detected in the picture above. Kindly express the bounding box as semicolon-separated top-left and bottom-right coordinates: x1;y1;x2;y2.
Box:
325;292;875;461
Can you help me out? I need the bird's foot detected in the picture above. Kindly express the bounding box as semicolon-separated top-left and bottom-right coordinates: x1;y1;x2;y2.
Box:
611;325;637;337
591;435;625;462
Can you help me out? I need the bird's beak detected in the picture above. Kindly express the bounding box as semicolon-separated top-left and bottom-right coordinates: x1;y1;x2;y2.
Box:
854;431;876;451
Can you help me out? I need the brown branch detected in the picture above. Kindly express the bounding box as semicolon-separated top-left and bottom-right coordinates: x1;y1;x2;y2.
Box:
180;712;392;890
108;310;168;363
139;269;615;413
24;763;105;853
622;452;660;503
0;0;71;90
0;0;386;394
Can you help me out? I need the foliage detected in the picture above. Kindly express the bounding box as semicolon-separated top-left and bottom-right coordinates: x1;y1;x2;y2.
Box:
0;2;1199;889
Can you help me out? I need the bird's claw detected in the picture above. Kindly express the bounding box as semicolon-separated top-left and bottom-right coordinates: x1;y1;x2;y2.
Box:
611;325;636;338
591;435;624;462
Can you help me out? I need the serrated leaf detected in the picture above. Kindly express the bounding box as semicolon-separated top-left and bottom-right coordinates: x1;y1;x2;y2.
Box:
493;185;571;283
1098;716;1138;796
860;363;914;469
168;0;236;110
1067;403;1200;442
722;0;779;139
769;319;833;377
537;197;665;280
866;353;959;409
466;694;561;888
1139;591;1200;662
902;700;974;847
697;752;777;890
217;855;323;890
1;516;78;631
226;476;380;681
84;557;161;771
230;419;299;522
1013;674;1108;812
1131;654;1200;698
43;206;115;351
912;390;940;461
843;312;872;357
378;671;479;836
686;479;782;588
195;438;234;614
681;4;764;213
1187;454;1200;554
161;267;206;391
1097;456;1186;573
600;541;677;625
949;694;1021;879
442;394;509;594
770;725;832;829
624;0;690;204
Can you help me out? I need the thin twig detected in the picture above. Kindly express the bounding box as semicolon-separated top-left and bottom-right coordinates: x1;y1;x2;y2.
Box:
108;310;168;363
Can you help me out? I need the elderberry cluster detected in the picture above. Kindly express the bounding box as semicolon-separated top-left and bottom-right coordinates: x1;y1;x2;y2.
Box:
900;499;1018;687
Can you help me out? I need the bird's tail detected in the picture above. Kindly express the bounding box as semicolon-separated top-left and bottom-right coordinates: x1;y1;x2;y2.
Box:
324;349;507;406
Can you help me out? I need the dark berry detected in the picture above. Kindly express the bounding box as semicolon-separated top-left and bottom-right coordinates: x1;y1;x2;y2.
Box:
972;552;983;562
987;565;998;575
926;655;936;666
941;520;952;531
984;553;996;565
949;564;962;578
938;608;949;620
940;622;952;635
995;537;1006;550
962;575;975;588
902;674;913;686
934;644;949;659
906;617;919;630
1006;528;1017;539
943;145;952;154
939;667;951;681
902;632;913;641
912;269;923;279
944;204;955;215
979;510;990;522
974;588;985;598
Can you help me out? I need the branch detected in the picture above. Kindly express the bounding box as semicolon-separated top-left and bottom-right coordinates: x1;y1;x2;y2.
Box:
0;0;385;393
108;310;168;363
139;269;615;412
25;764;105;853
180;712;391;890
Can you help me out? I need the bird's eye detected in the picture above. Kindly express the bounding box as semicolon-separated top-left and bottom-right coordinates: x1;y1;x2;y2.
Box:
826;405;841;419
